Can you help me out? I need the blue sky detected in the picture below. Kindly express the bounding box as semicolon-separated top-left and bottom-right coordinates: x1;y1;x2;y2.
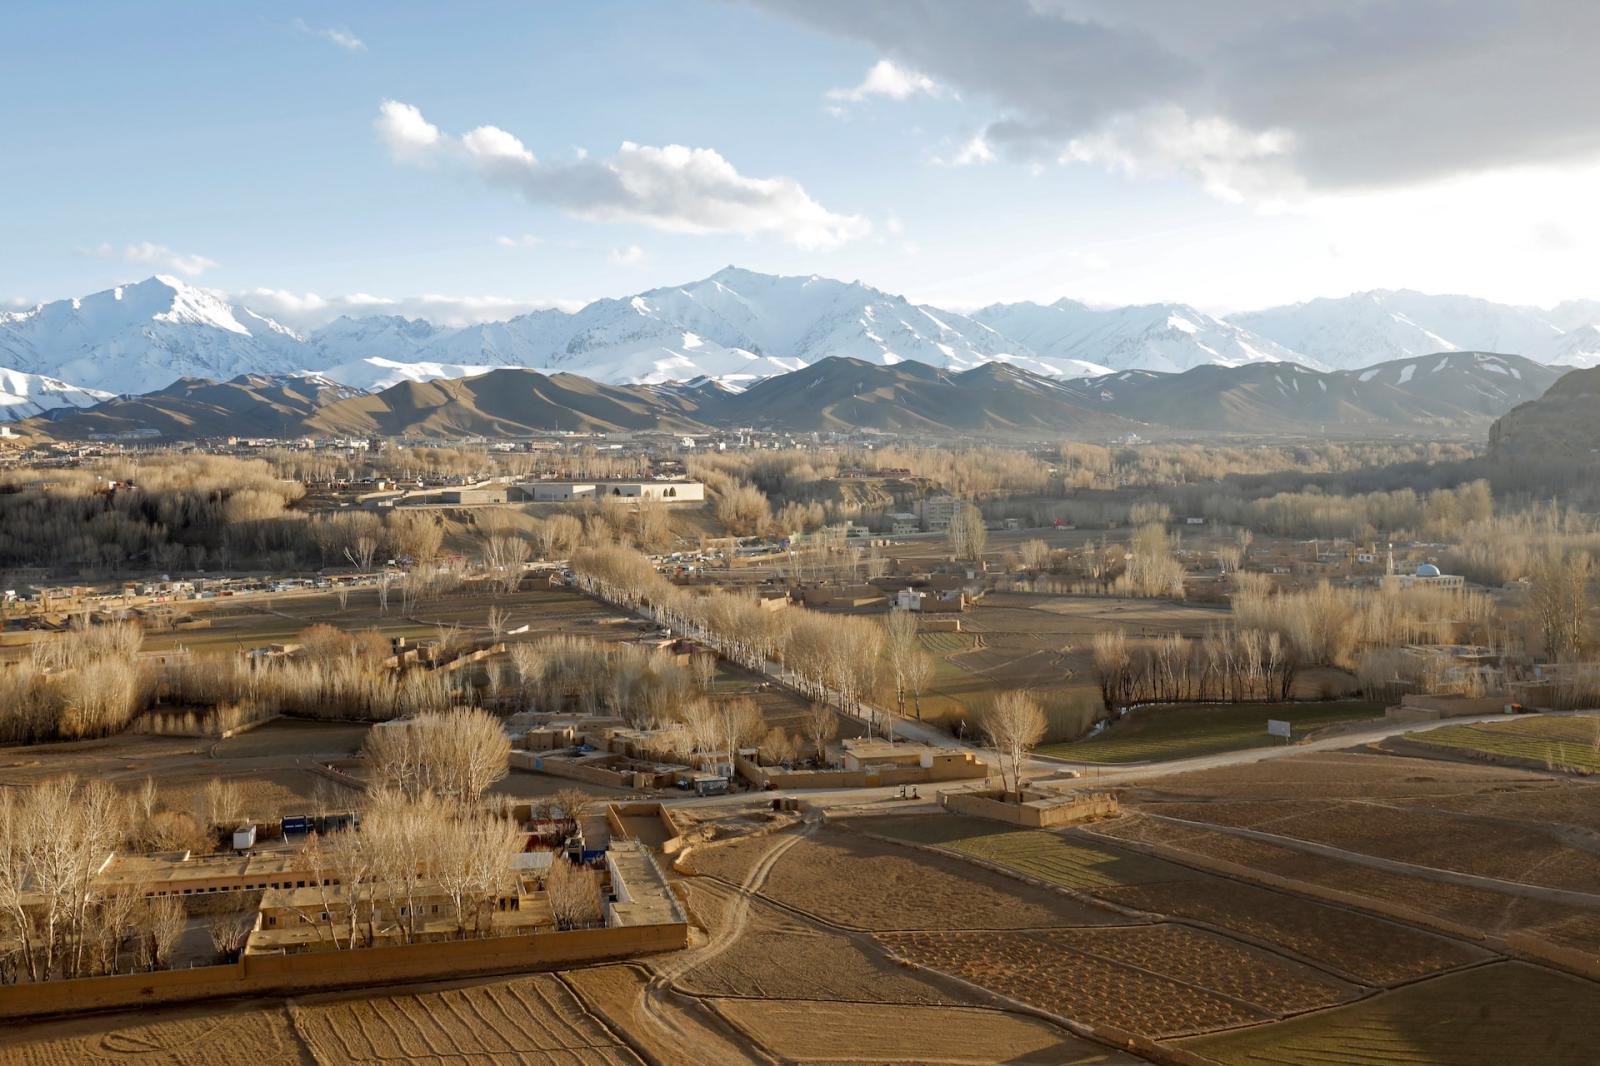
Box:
5;1;1597;325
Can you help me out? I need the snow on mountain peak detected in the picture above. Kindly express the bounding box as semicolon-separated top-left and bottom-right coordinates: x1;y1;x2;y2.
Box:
6;269;1600;401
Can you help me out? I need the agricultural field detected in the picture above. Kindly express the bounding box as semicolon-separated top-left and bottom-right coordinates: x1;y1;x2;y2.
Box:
1414;780;1600;835
289;974;643;1065
877;927;1270;1037
677;901;967;1004
1135;797;1600;895
895;591;1226;733
141;767;356;818
559;964;754;1066
1094;877;1489;986
0;1001;311;1066
1183;962;1600;1065
0;720;365;810
1124;749;1550;800
127;584;631;659
709;1000;1125;1065
1039;701;1385;764
851;813;1200;891
1034;924;1355;1014
1395;715;1600;774
750;828;1120;930
1095;813;1595;945
908;630;988;726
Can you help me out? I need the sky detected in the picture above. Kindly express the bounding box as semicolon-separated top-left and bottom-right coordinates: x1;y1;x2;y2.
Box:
4;0;1599;327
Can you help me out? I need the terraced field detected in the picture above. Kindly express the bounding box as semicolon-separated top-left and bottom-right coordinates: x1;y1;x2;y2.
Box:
1402;716;1600;773
0;1002;311;1066
852;814;1197;890
290;975;642;1065
1184;962;1600;1065
1039;702;1385;764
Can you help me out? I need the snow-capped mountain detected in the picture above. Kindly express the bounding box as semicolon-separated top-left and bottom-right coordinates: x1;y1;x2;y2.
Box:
9;270;1600;402
0;276;310;393
973;299;1310;374
1230;290;1567;370
309;356;514;392
1537;324;1600;369
0;367;113;422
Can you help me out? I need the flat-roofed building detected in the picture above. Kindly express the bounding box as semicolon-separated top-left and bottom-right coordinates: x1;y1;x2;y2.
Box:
526;480;703;502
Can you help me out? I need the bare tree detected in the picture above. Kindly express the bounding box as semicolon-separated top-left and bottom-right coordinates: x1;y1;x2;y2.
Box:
546;858;603;930
1019;538;1051;572
679;698;724;763
947;501;988;563
145;894;186;969
884;609;920;718
363;708;509;805
552;787;596;839
344;535;379;574
1530;549;1592;661
486;605;511;642
983;691;1046;798
804;702;839;765
691;650;718;694
714;696;764;773
207;910;256;962
903;650;933;721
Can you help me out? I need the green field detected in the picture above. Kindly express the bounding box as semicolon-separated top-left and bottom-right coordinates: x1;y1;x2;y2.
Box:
1037;701;1385;764
1405;716;1600;773
905;632;984;727
1183;962;1600;1065
854;814;1196;891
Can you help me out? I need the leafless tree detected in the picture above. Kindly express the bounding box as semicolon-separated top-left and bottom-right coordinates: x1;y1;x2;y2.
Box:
983;691;1046;798
363;708;510;805
691;650;718;694
344;535;379;574
546;858;603;930
903;649;933;721
947;501;988;563
145;894;186;969
884;609;920;718
1530;549;1592;661
552;787;596;839
804;703;838;765
486;605;510;642
207;909;256;962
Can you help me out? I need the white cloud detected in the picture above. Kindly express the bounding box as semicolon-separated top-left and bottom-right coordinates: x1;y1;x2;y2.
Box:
375;100;442;164
826;59;943;104
89;241;217;277
609;244;646;265
495;233;543;248
238;287;579;330
375;100;870;249
293;18;365;52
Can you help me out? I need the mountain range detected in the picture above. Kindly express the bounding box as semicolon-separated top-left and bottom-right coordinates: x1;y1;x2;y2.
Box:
4;269;1600;418
26;351;1562;442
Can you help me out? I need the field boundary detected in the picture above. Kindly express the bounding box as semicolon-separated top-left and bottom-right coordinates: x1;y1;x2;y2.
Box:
1142;812;1600;909
1079;821;1494;945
